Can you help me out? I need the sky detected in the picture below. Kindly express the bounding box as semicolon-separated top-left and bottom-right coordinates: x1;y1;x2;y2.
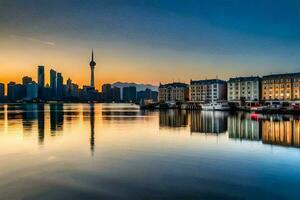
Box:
0;0;300;89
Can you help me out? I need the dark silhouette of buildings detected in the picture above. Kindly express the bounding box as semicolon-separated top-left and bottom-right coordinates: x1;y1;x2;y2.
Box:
0;83;4;99
22;76;33;85
137;88;158;102
50;69;57;98
123;86;136;103
38;66;45;88
101;84;121;103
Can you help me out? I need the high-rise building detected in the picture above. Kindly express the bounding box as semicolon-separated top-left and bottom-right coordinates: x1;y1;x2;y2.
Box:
38;66;45;88
22;76;33;85
71;83;79;97
7;82;16;100
102;84;112;102
122;86;137;102
137;88;158;102
190;79;227;103
89;50;96;88
112;87;121;102
7;82;26;100
227;76;261;102
0;83;4;98
158;82;189;103
66;78;72;97
56;73;63;99
50;69;57;98
262;73;300;101
26;82;38;100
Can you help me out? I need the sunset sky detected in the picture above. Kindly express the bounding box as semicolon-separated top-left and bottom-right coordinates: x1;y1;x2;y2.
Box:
0;0;300;89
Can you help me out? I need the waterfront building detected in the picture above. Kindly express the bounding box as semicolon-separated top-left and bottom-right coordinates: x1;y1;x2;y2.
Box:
56;73;63;99
22;76;33;85
262;72;300;101
227;76;261;102
0;83;4;98
158;82;189;103
26;82;38;100
190;79;226;103
37;66;45;88
122;86;137;103
50;69;57;98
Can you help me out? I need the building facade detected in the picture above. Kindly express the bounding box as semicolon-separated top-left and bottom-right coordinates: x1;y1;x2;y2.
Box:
227;76;261;102
38;66;45;88
190;79;226;103
26;82;38;100
0;83;4;98
158;82;189;103
262;73;300;101
50;69;57;98
56;73;63;99
123;86;137;103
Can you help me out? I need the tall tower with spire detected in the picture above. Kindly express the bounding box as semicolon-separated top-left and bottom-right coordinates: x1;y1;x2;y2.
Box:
89;49;96;88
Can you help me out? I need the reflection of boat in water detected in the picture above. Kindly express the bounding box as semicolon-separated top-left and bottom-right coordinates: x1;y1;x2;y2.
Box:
201;102;231;111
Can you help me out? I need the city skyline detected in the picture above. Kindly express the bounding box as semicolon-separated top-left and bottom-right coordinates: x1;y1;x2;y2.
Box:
1;0;300;87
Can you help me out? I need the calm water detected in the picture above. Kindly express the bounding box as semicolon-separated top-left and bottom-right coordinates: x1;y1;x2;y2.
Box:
1;103;300;200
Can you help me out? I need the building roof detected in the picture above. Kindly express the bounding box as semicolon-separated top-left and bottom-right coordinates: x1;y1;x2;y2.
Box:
262;72;300;79
159;82;188;89
228;76;261;82
190;79;226;85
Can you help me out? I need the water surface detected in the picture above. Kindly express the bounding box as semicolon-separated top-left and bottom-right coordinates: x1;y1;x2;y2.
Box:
1;103;300;200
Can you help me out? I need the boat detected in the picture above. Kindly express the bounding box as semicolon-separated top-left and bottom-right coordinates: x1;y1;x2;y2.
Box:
201;102;231;111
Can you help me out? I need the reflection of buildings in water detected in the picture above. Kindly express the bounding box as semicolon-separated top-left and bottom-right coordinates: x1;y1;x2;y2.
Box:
228;113;261;141
63;104;80;122
90;104;95;156
101;105;142;121
0;104;4;120
262;116;300;147
22;104;38;133
50;104;64;134
159;110;188;128
37;104;45;145
7;105;23;128
190;111;227;134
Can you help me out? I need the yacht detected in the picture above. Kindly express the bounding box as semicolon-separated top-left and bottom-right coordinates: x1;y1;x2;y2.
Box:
201;102;231;111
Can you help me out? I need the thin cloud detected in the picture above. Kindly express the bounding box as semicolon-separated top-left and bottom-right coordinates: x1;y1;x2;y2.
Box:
10;35;56;46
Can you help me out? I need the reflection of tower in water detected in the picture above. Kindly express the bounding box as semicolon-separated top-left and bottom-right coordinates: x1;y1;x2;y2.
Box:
90;104;95;156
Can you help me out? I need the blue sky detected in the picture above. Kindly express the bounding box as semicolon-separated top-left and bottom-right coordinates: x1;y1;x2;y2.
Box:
0;0;299;86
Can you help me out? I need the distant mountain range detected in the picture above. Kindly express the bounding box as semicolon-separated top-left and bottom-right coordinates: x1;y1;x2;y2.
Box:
112;82;158;91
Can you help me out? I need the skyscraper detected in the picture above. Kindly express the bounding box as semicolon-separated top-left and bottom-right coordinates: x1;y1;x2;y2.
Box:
89;50;96;88
38;66;45;88
57;73;63;99
50;69;57;98
0;83;4;98
122;86;137;102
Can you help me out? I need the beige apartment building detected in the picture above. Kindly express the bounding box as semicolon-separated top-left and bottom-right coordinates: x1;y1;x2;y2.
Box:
158;82;189;103
190;79;227;103
262;73;300;101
